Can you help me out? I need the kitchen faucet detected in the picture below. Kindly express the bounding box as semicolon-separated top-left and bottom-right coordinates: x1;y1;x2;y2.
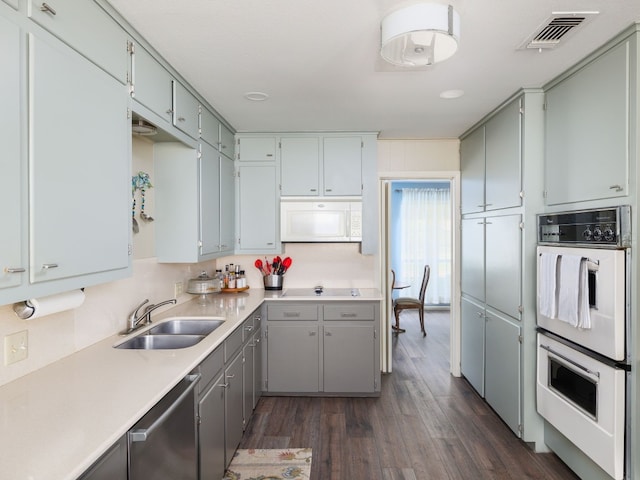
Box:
121;298;177;335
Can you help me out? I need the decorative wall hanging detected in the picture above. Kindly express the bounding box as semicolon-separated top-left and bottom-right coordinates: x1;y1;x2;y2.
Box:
131;171;154;234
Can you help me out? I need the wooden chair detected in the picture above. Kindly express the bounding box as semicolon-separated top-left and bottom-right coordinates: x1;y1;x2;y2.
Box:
392;265;430;336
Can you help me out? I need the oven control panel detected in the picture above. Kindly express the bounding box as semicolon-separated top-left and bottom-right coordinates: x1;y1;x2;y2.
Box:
538;206;631;247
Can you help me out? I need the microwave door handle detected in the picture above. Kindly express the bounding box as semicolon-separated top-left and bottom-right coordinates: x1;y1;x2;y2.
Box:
540;344;600;378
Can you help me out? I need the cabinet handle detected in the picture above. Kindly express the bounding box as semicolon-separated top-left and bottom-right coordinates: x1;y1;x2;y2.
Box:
310;189;317;192
226;373;235;379
42;263;58;269
177;116;185;122
266;242;274;246
255;338;260;344
40;2;57;15
166;109;174;115
5;267;26;273
266;154;273;157
609;185;623;192
340;313;357;318
325;188;332;192
245;325;254;332
218;383;229;389
325;331;332;336
284;312;300;318
309;331;317;336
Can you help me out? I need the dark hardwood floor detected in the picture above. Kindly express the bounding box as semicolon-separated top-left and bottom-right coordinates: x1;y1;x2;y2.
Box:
239;310;580;479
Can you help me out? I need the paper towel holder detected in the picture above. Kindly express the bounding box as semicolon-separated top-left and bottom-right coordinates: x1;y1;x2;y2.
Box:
12;288;85;320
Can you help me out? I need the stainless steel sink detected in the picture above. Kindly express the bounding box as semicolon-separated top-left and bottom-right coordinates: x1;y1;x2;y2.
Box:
116;334;205;350
149;319;224;336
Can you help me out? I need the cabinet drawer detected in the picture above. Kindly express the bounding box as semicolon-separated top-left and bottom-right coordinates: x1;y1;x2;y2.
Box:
323;304;374;321
224;323;244;362
198;346;224;394
267;304;318;321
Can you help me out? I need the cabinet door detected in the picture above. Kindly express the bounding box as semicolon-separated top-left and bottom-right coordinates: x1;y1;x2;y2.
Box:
3;0;18;9
253;329;263;409
78;436;127;480
323;324;375;393
200;108;220;148
242;339;255;427
545;40;629;205
28;0;128;83
29;34;129;283
485;214;521;319
219;123;234;160
280;137;320;196
485;309;521;437
237;165;278;251
485;99;521;210
199;372;226;480
219;155;235;253
267;324;319;392
323;136;362;196
225;352;244;466
199;142;221;257
0;17;24;292
132;44;173;124
173;81;200;139
237;137;277;161
461;297;485;396
460;127;485;214
461;217;485;301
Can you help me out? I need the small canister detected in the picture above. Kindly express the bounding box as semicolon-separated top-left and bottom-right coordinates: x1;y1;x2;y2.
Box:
263;274;283;290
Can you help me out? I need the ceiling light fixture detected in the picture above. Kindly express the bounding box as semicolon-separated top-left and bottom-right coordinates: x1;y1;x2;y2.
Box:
440;89;464;99
380;3;460;67
244;91;269;101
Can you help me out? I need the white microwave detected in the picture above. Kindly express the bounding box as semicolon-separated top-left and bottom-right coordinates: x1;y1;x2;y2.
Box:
280;199;362;243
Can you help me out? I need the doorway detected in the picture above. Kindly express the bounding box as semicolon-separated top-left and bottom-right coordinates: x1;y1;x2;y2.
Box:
379;174;461;376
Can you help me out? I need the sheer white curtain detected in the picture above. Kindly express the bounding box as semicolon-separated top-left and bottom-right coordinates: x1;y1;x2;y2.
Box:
397;187;451;305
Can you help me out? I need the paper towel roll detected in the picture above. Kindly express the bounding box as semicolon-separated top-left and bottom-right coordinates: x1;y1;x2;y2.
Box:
13;290;85;320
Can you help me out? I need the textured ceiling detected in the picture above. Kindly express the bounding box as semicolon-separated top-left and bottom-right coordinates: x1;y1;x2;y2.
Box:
107;0;640;139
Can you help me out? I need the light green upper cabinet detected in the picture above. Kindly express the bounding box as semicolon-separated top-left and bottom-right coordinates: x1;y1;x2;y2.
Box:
461;217;485;302
0;16;24;294
485;99;522;210
131;44;174;124
236;137;277;162
219;124;234;160
173;81;200;140
460;127;485;214
237;165;279;253
323;136;362;196
199;142;222;257
29;32;129;284
27;0;129;84
201;108;220;148
219;155;235;254
280;137;320;195
545;38;631;205
461;97;522;214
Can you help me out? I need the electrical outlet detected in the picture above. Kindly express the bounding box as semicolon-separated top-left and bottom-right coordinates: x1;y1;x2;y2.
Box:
4;330;28;365
174;281;184;298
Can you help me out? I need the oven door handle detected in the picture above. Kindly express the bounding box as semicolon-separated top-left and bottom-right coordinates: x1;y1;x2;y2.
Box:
540;344;600;378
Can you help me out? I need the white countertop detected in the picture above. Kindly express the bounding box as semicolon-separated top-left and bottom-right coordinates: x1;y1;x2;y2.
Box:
0;288;381;480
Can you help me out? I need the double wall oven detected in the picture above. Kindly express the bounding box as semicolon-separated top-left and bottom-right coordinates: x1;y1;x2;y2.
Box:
536;206;631;480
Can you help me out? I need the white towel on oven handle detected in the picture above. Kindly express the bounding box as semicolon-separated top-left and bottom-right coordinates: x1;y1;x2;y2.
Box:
538;253;559;318
557;255;591;329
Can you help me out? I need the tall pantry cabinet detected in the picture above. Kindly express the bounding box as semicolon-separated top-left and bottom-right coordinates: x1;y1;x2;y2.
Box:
459;90;545;449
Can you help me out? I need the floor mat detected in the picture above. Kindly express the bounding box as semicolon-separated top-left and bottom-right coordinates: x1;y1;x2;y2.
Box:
224;448;312;479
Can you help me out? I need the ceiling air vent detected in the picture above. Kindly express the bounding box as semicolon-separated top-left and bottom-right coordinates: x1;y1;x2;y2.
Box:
521;12;598;50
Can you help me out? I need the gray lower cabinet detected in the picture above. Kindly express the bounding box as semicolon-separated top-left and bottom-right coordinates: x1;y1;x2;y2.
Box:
78;436;127;480
267;324;320;392
224;351;244;466
264;302;380;395
198;370;226;480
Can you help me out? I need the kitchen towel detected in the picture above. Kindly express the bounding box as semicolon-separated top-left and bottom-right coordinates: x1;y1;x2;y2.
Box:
12;289;85;320
557;255;590;328
538;252;559;318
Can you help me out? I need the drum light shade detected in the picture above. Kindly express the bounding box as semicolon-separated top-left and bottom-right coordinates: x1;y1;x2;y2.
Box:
380;3;460;67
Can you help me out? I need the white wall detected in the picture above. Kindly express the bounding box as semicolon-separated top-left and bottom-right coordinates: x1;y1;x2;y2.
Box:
0;138;459;387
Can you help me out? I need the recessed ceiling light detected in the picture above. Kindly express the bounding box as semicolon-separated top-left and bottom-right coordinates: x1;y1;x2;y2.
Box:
244;91;269;101
440;89;464;99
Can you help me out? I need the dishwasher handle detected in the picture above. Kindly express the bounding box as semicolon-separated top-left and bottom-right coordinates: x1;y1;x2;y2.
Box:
129;373;201;442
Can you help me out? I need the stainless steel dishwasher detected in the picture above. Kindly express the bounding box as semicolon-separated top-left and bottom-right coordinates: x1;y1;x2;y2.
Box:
128;373;201;480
